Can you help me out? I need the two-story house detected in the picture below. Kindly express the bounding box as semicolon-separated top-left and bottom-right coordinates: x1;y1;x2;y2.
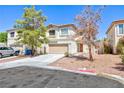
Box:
7;24;79;54
7;24;97;55
106;20;124;54
7;29;24;51
46;24;78;54
46;24;97;55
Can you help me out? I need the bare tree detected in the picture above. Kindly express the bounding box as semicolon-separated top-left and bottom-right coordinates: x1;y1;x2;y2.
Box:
75;6;105;61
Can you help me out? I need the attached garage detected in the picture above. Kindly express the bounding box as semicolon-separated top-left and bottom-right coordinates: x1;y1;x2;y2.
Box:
49;44;68;54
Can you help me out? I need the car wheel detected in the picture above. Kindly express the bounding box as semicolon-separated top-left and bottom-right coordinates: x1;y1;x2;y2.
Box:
14;53;17;56
10;54;14;56
15;51;19;56
0;53;2;58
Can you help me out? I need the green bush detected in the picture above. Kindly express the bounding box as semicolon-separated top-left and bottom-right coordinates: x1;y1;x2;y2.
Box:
117;38;124;54
104;44;112;54
0;32;7;43
64;52;69;57
103;38;112;54
121;55;124;64
120;47;124;64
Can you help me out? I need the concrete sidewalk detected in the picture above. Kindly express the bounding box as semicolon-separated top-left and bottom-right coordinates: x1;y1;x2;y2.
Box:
0;56;17;61
0;54;64;69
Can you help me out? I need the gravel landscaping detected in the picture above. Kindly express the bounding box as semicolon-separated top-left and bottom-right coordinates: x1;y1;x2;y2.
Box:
49;54;124;77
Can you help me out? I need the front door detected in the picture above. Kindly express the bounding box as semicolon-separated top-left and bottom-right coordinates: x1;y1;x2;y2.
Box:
80;43;83;52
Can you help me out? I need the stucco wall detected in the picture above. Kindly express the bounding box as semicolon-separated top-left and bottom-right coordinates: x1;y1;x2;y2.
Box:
57;40;77;54
43;40;77;54
7;25;77;54
46;26;77;54
107;24;118;53
107;24;124;54
68;41;77;54
47;26;76;40
0;43;6;47
83;44;96;54
107;25;116;47
7;30;18;47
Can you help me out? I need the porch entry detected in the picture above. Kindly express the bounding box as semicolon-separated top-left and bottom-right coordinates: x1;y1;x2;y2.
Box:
78;43;83;52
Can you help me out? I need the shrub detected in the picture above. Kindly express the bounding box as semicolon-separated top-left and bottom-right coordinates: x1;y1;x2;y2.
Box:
121;55;124;64
64;52;69;57
103;42;112;54
103;38;112;54
104;45;112;54
120;47;124;64
117;38;124;54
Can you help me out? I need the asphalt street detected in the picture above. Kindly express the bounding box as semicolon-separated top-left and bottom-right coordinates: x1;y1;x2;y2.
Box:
0;66;124;88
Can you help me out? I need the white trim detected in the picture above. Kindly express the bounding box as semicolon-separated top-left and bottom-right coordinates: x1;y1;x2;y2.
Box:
59;28;69;36
117;24;124;35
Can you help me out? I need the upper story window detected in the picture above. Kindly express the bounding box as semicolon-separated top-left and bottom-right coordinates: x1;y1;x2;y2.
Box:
118;24;124;34
49;30;55;36
10;32;15;37
60;28;68;36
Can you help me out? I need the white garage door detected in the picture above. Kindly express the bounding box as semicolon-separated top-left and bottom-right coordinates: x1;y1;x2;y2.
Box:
49;44;68;54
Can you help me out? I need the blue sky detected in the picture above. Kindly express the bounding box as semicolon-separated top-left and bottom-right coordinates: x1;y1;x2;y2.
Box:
0;5;124;39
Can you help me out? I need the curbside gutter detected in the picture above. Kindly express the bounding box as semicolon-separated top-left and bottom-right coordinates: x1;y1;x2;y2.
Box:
39;66;124;85
37;66;97;76
97;73;124;85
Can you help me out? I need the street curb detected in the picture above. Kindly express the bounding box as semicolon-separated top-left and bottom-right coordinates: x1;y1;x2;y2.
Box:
30;66;97;76
0;56;17;61
39;66;124;85
97;73;124;85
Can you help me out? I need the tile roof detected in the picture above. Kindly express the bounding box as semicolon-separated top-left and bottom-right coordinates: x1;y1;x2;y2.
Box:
106;19;124;34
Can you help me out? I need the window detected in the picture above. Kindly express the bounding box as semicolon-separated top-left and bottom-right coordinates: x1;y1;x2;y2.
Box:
0;47;3;50
10;32;15;37
118;24;124;34
60;28;68;36
0;47;8;50
49;30;55;35
4;47;9;50
7;47;13;50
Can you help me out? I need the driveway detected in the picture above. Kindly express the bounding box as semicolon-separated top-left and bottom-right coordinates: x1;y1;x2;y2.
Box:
0;66;123;88
0;54;64;69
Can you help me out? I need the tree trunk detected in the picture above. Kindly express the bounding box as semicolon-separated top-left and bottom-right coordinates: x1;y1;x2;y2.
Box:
88;45;93;61
31;46;35;56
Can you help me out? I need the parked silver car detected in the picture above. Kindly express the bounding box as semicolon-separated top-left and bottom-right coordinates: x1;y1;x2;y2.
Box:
0;47;15;58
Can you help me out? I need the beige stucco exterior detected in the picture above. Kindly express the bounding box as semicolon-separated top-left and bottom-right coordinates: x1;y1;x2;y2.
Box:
106;20;124;54
7;24;97;55
7;29;24;51
7;24;78;54
49;44;68;53
46;24;78;54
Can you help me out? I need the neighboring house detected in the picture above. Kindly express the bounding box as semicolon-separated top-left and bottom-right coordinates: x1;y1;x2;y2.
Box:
7;29;24;51
95;40;104;54
0;43;6;47
106;20;124;54
7;24;97;55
